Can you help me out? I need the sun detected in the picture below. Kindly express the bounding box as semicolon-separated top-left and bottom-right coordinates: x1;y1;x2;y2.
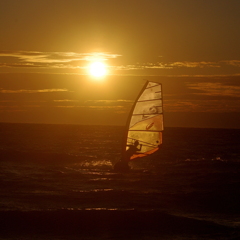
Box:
89;61;107;78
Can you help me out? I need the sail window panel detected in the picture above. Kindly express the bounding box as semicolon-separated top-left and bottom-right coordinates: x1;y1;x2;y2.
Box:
127;131;161;150
129;114;164;131
139;85;162;102
130;115;144;128
133;100;163;116
127;131;162;159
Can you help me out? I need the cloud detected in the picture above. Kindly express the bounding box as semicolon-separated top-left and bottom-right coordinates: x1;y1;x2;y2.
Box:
168;61;220;68
1;50;240;80
186;82;240;98
162;76;240;113
116;61;223;72
0;63;41;68
55;99;133;108
164;98;240;113
222;60;240;67
144;61;221;69
53;99;79;102
84;99;133;105
1;51;240;77
1;51;238;71
52;99;133;114
0;51;121;68
0;88;69;93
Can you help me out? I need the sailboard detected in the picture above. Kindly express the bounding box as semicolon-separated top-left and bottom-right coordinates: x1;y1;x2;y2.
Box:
122;81;163;161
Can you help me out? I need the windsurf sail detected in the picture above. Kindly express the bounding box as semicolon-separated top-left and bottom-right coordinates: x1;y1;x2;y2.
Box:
123;81;163;160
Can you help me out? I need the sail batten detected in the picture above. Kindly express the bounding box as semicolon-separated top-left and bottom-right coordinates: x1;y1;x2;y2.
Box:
129;130;162;132
132;113;162;116
137;99;162;103
123;81;163;161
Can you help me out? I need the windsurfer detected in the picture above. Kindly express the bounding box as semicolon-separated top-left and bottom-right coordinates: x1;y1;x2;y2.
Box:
124;140;142;162
114;140;142;172
113;81;163;172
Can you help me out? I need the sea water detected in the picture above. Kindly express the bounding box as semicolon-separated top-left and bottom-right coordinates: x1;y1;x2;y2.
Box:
0;123;240;238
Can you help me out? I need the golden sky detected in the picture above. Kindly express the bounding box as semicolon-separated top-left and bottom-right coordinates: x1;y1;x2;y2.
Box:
1;0;240;128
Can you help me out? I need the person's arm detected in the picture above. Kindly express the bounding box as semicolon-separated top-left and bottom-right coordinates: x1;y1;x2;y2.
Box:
137;144;142;151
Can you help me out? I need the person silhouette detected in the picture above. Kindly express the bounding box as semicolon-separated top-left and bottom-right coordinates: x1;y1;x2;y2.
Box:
124;140;142;162
114;140;142;172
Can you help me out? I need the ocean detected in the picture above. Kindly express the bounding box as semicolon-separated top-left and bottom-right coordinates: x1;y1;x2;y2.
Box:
0;122;240;239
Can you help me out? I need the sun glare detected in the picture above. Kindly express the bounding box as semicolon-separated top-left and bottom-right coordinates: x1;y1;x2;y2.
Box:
89;61;107;78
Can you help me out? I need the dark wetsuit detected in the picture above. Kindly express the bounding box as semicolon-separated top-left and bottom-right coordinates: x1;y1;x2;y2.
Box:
114;143;142;172
124;145;141;162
